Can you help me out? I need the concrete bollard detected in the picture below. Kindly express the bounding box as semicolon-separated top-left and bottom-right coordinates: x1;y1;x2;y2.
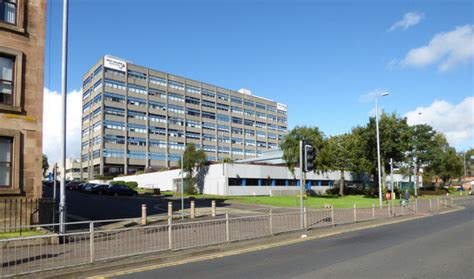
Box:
429;199;432;212
190;201;195;219
168;202;173;218
211;200;216;217
372;203;375;219
331;205;335;226
141;204;147;225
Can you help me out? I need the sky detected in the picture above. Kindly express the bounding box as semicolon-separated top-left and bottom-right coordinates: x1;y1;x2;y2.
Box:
43;0;474;164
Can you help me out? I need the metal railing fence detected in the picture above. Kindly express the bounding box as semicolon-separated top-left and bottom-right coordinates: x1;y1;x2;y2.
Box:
0;196;470;277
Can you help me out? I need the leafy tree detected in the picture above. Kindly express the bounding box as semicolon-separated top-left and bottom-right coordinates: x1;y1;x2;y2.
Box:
280;126;326;175
425;134;463;185
182;144;207;194
42;154;49;176
354;112;410;190
464;148;474;177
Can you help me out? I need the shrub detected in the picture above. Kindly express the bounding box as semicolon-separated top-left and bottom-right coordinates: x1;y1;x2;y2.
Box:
110;180;126;186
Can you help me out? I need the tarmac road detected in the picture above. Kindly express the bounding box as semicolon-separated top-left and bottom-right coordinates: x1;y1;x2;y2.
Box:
115;199;474;279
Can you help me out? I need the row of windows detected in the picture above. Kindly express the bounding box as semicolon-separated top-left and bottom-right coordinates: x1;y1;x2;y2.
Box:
100;91;287;123
102;77;287;115
83;65;103;88
228;178;335;187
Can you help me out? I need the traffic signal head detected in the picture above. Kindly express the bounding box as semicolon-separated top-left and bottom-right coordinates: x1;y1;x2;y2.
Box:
304;143;316;172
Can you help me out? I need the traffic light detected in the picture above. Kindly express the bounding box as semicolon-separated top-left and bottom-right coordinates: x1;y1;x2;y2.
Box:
304;142;316;172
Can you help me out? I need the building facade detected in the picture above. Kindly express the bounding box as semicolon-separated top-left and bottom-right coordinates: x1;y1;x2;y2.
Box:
81;56;288;179
0;0;46;198
49;158;81;181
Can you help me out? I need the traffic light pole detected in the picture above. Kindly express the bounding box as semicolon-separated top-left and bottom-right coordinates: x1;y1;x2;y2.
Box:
299;140;304;229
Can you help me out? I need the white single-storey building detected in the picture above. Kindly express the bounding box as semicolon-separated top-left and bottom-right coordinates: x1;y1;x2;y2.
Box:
113;162;420;196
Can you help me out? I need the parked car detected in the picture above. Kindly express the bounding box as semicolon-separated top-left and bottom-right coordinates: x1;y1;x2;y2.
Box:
107;185;138;196
66;181;82;190
90;184;110;195
81;183;97;193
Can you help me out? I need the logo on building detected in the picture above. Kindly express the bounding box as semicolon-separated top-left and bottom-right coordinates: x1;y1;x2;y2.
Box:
277;103;287;112
104;56;127;72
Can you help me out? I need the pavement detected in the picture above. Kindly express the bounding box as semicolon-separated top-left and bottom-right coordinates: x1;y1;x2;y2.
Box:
99;198;474;279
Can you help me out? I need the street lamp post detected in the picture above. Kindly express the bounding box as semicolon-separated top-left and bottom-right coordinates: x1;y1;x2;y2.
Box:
375;92;389;207
59;0;69;234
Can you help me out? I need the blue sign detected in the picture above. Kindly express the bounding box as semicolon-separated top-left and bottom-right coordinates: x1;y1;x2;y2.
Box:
48;172;53;181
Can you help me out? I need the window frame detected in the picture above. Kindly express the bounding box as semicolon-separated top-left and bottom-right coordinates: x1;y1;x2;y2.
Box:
0;0;25;34
0;47;23;112
0;128;20;194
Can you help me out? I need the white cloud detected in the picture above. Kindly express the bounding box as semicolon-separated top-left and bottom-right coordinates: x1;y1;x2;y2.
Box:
43;88;82;165
401;25;474;71
405;97;474;147
389;12;424;31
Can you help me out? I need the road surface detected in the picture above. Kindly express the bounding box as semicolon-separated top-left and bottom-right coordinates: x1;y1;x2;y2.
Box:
115;199;474;279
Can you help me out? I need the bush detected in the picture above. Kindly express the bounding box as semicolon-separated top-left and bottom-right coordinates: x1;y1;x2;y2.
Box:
448;186;456;193
110;180;126;186
306;189;317;197
125;181;138;189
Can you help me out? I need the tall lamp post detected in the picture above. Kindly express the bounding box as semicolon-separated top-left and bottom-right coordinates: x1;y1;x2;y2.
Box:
59;0;69;234
375;92;389;207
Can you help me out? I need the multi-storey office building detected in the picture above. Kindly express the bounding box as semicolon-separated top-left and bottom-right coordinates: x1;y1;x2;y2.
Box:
81;56;288;179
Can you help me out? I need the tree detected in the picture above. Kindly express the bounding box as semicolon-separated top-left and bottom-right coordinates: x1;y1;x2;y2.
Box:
425;134;463;185
280;126;326;175
354;112;410;190
42;154;49;176
464;148;474;177
182;144;207;194
324;133;370;196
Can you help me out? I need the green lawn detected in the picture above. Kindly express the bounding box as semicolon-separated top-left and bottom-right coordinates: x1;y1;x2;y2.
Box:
0;230;48;239
162;191;381;209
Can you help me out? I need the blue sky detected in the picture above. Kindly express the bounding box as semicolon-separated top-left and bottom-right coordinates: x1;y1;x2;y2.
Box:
43;0;473;162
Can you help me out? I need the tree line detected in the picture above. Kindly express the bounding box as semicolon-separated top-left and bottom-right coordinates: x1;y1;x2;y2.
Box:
280;112;467;196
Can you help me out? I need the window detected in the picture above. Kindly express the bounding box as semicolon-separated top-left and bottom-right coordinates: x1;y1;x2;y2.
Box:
256;102;266;110
0;54;14;106
217;114;230;123
186;85;201;94
186;120;201;129
150;76;167;87
185;96;200;106
231;96;242;104
186;108;200;117
0;129;19;193
0;137;12;187
202;89;215;98
169;80;185;91
0;0;17;25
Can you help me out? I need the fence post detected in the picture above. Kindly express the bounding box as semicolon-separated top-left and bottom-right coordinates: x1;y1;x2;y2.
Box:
387;203;391;217
437;198;440;210
168;217;173;250
89;221;95;263
371;203;375;219
415;199;418;213
331;205;335;226
429;199;432;212
225;213;230;243
269;208;273;235
168;202;173;218
211;200;216;217
141;204;147;225
353;203;357;223
190;201;195;219
303;207;307;229
450;197;453;207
